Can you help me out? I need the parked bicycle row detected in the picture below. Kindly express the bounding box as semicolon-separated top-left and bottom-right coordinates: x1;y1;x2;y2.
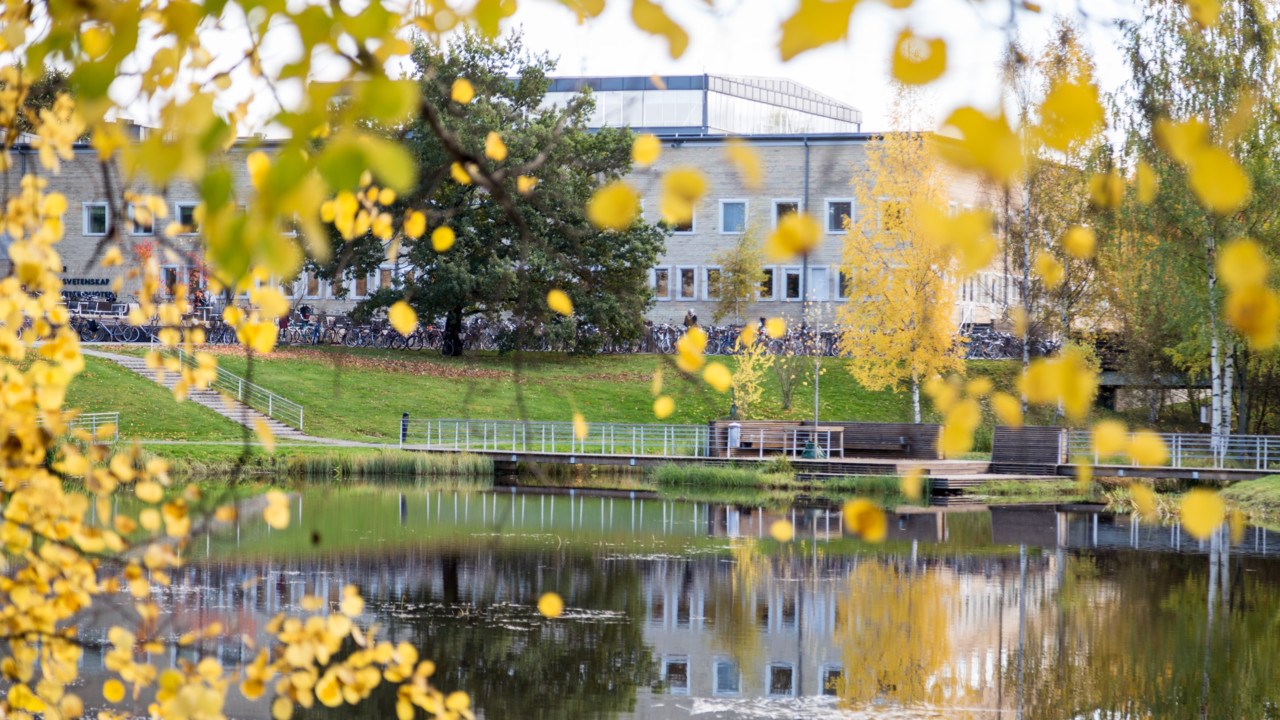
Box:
69;306;1050;360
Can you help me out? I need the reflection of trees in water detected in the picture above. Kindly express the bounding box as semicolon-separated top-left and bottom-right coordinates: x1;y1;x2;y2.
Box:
834;561;955;706
1015;549;1280;719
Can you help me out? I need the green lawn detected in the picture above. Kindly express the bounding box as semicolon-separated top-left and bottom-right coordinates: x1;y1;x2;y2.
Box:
66;357;246;441
1221;475;1280;517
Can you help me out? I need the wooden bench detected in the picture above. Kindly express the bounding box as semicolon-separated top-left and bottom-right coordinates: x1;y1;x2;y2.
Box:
707;421;845;458
989;425;1064;475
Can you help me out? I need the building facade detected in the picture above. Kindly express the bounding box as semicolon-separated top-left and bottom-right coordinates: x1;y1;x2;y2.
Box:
6;74;1020;329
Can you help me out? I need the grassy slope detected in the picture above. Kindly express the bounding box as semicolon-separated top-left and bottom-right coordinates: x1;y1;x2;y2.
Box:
1220;475;1280;516
66;356;246;441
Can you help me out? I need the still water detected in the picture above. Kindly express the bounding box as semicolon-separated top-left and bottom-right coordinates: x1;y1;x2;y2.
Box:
85;486;1280;719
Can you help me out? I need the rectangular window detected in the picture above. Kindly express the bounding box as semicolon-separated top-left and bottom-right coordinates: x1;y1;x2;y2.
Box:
821;666;843;696
663;212;694;234
678;267;696;301
704;267;721;301
720;200;747;234
783;268;802;301
128;204;155;235
714;660;741;696
175;202;199;232
759;267;775;300
653;268;671;300
379;268;393;290
768;663;795;697
84;203;109;236
305;274;321;299
773;200;800;226
806;267;830;301
354;275;368;298
826;200;853;233
837;269;852;299
664;658;690;695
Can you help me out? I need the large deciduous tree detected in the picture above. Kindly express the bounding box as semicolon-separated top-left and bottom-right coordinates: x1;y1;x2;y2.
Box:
314;32;665;355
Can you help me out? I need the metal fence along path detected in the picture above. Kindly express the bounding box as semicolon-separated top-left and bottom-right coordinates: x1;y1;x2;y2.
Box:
1067;430;1280;472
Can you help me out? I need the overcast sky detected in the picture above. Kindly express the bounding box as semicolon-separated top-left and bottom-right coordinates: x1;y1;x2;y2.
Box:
504;0;1136;131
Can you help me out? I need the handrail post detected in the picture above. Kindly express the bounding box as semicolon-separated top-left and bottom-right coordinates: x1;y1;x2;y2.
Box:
400;412;409;447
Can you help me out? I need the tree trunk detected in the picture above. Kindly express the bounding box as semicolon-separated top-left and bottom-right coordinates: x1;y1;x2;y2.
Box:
1222;349;1234;437
443;306;464;357
1021;183;1033;414
1207;236;1223;444
1238;346;1250;434
911;373;921;424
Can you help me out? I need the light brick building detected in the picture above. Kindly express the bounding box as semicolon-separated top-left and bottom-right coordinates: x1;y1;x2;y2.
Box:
6;74;1020;327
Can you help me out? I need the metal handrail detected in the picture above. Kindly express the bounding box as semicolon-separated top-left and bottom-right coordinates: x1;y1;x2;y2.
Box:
1066;430;1280;471
64;411;120;443
399;418;845;459
159;347;305;431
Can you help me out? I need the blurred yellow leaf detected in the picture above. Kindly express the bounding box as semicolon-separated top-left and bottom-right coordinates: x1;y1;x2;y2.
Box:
1188;146;1251;214
1034;251;1064;289
1131;482;1158;520
1092;419;1128;457
653;395;675;419
517;175;538;195
764;317;786;339
660;168;707;225
450;162;472;185
573;412;588;440
253;418;276;453
1217;237;1268;291
1155;117;1210;165
484;131;507;161
631;0;689;58
537;592;564;618
1225;286;1280;348
1037;78;1104;152
724;138;763;189
1187;0;1220;26
388;301;418;336
1135;161;1158;204
432;226;456;252
404;210;426;239
1180;488;1225;540
451;78;475;104
1062;226;1096;260
765;212;821;260
843;498;887;542
263;491;290;529
632;134;661;166
778;0;857;61
587;181;640;231
991;392;1023;427
1128;430;1168;465
900;468;924;501
891;30;946;85
769;519;794;542
103;679;125;703
936;107;1024;185
546;289;574;316
1089;171;1124;209
703;362;732;392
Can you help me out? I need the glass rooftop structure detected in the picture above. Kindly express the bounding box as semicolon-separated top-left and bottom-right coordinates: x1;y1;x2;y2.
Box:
542;75;862;136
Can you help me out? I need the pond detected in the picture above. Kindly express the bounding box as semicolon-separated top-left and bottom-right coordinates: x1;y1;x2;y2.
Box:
80;486;1280;719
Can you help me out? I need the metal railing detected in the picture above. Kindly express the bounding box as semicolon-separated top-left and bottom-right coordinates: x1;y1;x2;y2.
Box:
159;347;305;431
67;411;120;443
1067;430;1280;471
399;417;845;459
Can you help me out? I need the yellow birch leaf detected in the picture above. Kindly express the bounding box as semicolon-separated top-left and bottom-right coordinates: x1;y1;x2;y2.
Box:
703;362;732;392
388;301;418;336
900;467;924;501
247;151;270;190
546;289;573;316
572;412;588;440
103;679;126;703
660;168;707;226
1216;237;1268;291
1128;430;1168;465
517;175;538;195
1225;286;1280;348
1180;488;1225;540
1091;419;1128;457
404;210;426;239
1034;251;1064;289
537;592;564;618
778;0;857;61
891;30;946;85
263;491;290;529
1062;226;1097;260
450;162;472;185
764;317;786;339
1155;117;1209;165
587;181;639;231
843;498;887;542
102;246;124;267
1037;79;1105;152
653;395;675;419
1229;509;1245;544
1188;147;1251;214
1187;0;1220;26
1089;171;1124;209
769;519;794;542
484;131;507;161
451;78;475;104
432;226;456;252
725;138;763;189
254;418;276;453
991;392;1023;427
765;212;821;260
936;107;1024;184
631;0;689;59
1135;161;1158;204
632;134;661;166
1131;482;1158;520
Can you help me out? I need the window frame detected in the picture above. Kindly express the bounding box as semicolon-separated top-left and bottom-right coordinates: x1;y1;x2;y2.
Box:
303;272;323;300
772;199;802;227
127;203;155;236
719;199;748;235
766;662;796;698
713;658;741;697
781;266;803;302
173;202;200;233
836;266;852;300
820;664;843;697
664;211;695;235
806;266;831;302
825;198;855;234
83;202;110;237
702;266;722;301
676;266;698;301
758;266;776;301
662;656;691;696
652;267;672;301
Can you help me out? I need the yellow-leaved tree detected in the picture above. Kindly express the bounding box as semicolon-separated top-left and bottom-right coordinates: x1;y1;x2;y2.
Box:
839;93;966;422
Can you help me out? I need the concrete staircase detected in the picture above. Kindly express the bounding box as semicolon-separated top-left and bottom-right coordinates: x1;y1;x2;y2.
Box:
84;349;308;441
